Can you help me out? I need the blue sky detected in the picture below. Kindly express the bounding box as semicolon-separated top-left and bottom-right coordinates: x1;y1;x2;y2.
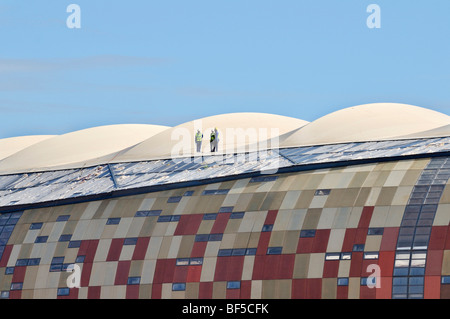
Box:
0;1;449;138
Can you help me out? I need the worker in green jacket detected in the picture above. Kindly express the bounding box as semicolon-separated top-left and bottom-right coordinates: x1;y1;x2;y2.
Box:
195;130;203;152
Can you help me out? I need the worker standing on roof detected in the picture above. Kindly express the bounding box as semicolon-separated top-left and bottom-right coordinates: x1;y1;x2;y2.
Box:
214;127;219;152
210;129;216;152
195;129;203;152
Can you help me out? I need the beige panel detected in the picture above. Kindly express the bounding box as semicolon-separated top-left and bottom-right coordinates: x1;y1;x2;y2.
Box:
317;208;338;229
348;171;370;188
385;206;405;227
200;257;217;282
326;229;346;252
71;220;90;241
280;191;302;210
145;236;163;260
204;241;221;257
220;234;236;250
365;235;382;251
167;236;183;259
7;244;21;267
391;186;413;206
322;278;337;299
384;170;407;187
83;219;107;240
307;253;325;278
440;185;450;204
400;170;422;186
141;259;156;284
283;231;301;254
241;255;255;280
94;239;112;262
22;266;39;290
23;229;41;244
177;235;195;258
348;277;360;299
442;251;450;276
434;204;450;226
251;280;262;299
295;190;315;209
337;260;351;277
260;192;286;211
375;187;397;206
272;210;292;231
119;245;136;261
228;178;251;194
309;195;328;209
332;207;352;229
294;252;314;279
347;207;363;228
302;209;322;229
268;231;284;247
186;282;199;299
212;281;226;299
157;237;172;259
287;209;307;231
113;217;133;238
233;193;253;212
369;206;389;228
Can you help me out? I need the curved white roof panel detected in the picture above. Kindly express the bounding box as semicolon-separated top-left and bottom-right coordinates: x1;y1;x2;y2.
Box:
109;112;309;163
0;135;55;161
0;124;169;174
280;103;450;148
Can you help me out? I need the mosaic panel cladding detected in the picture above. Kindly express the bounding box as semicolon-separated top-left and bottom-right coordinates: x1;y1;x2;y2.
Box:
0;156;450;299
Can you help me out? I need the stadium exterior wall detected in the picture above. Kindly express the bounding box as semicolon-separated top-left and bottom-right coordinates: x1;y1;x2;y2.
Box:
0;156;450;299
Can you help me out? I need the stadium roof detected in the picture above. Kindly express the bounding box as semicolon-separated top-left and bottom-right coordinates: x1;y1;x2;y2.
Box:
0;102;449;174
0;102;450;210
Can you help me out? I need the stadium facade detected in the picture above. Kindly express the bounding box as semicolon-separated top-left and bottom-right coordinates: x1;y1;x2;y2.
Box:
1;103;450;299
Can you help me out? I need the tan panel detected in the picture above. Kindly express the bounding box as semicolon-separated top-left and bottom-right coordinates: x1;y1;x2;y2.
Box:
385;206;405;227
332;207;352;229
280;191;301;210
200;257;217;282
348;171;370;188
326;229;346;252
233;193;253;212
283;230;301;254
325;188;360;208
317;208;338;229
347;207;363;228
369;206;389;228
322;278;337;299
442;251;450;275
141;259;156;284
138;217;158;237
293;254;310;279
440;185;450;204
375;187;397;206
302;208;322;229
365;235;382;251
354;187;371;207
139;284;152;298
337;260;351;277
308;253;325;278
241;255;255;280
348;277;360;299
186;282;199;299
391;186;413;206
434;204;450;226
177;235;195;258
94;239;112;262
219;234;236;250
246;193;268;211
260;192;286;211
268;231;284;247
212;281;226;299
400;170;422;186
251;280;262;298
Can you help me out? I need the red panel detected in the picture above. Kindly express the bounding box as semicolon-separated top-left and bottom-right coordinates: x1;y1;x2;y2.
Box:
132;237;150;260
361;259;379;277
296;237;314;253
163;259;177;283
214;257;230;281
210;213;231;234
114;260;131;285
9;291;21;299
358;206;374;228
424;276;441;299
190;241;207;258
87;286;101;299
186;265;202;282
0;245;12;267
428;226;448;250
349;252;363;277
81;262;93;287
376;277;392;299
380;227;399;251
336;285;348;299
265;210;278;224
174;214;203;235
312;229;331;253
78;239;99;263
58;288;79;300
126;285;140;299
153;259;166;284
306;278;322;299
252;255;265;280
426;250;444;276
240;280;251;299
12;266;26;283
341;228;357;251
151;283;162;299
444;225;450;250
360;284;376;299
173;265;188;283
106;238;124;261
256;232;271;256
291;279;307;299
198;282;213;299
378;251;395;277
226;288;241;299
278;254;295;279
354;228;368;246
226;256;245;281
263;255;280;280
323;260;339;278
